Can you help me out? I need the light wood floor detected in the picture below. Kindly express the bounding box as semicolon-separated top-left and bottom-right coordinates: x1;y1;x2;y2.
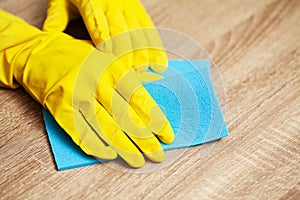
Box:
1;0;299;199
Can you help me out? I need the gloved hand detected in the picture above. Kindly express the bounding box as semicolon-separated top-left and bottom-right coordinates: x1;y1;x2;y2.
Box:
43;0;168;73
0;10;174;167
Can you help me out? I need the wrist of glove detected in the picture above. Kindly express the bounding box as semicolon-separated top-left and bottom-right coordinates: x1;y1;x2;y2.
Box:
0;10;174;168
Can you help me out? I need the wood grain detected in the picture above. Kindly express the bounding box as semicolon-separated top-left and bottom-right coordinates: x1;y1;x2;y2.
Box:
0;0;299;199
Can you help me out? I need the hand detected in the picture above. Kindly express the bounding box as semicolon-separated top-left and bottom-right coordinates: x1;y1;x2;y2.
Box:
0;10;174;167
43;0;168;73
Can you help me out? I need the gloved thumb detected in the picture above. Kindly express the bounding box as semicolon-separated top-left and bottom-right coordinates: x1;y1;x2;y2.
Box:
43;0;78;32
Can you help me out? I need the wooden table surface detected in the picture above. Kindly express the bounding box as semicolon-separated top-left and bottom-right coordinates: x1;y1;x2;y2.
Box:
1;0;299;199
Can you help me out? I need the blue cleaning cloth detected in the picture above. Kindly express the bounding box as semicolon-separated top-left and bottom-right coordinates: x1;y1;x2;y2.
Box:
43;60;228;170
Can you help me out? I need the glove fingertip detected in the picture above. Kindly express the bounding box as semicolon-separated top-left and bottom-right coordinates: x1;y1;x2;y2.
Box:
157;121;175;144
86;146;118;160
124;154;145;168
150;53;168;73
145;149;165;163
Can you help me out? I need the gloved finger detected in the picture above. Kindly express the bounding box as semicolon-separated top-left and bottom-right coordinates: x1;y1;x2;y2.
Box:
141;30;168;73
104;4;133;67
71;0;112;51
131;86;174;144
124;1;167;72
85;100;146;168
136;11;168;73
95;80;165;163
114;70;174;144
43;0;79;32
132;28;168;73
148;48;168;73
110;89;165;162
48;106;117;160
123;8;150;72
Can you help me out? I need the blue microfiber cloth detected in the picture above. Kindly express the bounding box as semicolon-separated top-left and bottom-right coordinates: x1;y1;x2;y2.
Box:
43;60;228;170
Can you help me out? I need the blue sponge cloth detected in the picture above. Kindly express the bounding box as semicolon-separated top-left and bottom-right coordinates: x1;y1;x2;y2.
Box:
43;60;228;170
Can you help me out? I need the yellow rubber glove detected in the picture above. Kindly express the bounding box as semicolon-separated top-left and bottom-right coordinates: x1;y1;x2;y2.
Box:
0;10;174;168
43;0;168;73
